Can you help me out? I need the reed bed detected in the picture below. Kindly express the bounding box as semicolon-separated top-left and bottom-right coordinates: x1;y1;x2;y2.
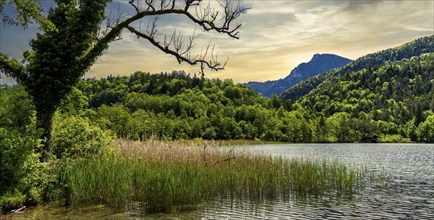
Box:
60;139;366;213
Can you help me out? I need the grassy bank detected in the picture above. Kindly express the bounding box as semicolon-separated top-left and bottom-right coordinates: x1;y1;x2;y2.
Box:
61;139;366;213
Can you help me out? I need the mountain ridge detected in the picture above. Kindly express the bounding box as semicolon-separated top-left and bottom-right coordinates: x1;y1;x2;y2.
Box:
246;53;351;98
280;35;434;101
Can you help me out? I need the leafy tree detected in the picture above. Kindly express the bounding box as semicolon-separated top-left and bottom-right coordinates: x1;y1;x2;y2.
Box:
0;0;247;160
417;115;434;142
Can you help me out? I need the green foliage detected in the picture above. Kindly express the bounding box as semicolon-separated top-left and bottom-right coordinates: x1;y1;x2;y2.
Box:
58;87;89;116
1;0;115;161
52;114;116;159
24;0;109;117
0;128;40;195
285;52;434;142
281;35;434;101
0;85;118;212
0;86;40;196
416;114;434;142
0;86;50;212
0;0;56;31
75;72;324;142
73;66;434;143
15;151;49;206
0;190;26;213
0;85;34;132
379;134;409;143
2;0;248;163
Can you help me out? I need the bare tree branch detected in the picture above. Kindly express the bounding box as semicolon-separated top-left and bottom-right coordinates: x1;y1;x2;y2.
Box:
129;0;140;13
127;25;225;76
144;0;156;11
81;0;248;74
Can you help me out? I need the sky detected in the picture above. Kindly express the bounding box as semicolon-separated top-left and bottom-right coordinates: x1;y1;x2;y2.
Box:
1;0;433;85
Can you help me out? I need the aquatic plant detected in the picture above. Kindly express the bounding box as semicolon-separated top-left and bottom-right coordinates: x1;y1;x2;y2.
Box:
61;139;366;213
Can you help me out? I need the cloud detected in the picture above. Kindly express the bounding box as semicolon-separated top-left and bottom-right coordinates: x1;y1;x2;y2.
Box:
1;0;433;84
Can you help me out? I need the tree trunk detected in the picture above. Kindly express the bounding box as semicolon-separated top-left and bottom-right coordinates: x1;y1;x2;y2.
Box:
36;107;56;161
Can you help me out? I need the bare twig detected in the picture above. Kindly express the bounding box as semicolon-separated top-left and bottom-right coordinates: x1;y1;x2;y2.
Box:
127;25;226;75
129;0;140;13
82;0;248;75
210;146;236;167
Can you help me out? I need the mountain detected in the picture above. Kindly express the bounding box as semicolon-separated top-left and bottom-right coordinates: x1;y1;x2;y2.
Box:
245;54;351;98
297;52;434;141
280;35;434;101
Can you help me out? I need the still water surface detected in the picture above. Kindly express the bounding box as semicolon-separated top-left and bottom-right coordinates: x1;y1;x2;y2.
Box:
4;143;434;219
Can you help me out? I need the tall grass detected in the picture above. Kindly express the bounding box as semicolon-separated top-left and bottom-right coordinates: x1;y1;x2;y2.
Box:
60;139;365;212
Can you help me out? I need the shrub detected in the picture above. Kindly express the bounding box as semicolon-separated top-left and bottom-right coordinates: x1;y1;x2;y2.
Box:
0;127;48;213
379;134;410;143
52;114;116;159
417;115;434;143
0;128;39;195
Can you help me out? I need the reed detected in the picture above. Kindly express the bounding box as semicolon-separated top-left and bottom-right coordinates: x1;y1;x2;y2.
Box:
60;139;366;212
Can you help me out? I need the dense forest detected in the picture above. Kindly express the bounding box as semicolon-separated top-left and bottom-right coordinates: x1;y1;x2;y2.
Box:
3;64;434;145
281;35;434;101
74;71;316;142
298;53;434;142
15;49;419;143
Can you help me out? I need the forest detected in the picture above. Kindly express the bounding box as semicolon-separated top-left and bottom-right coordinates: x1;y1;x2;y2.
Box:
299;53;434;142
5;56;432;146
3;37;434;163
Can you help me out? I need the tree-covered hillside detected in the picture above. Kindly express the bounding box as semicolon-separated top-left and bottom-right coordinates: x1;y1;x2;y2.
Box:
280;35;434;101
3;63;434;144
298;53;434;141
75;71;317;142
71;64;433;143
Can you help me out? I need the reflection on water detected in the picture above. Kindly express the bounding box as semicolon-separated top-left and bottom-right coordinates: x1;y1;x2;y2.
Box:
3;144;434;219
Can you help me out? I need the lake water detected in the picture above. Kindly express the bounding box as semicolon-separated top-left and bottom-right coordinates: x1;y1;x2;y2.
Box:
4;143;434;219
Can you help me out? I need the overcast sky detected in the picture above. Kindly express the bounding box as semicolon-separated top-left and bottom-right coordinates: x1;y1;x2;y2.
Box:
1;0;433;84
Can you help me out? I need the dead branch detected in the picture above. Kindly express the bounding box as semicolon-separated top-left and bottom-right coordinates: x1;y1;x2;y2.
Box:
127;24;226;76
83;0;248;75
210;146;236;167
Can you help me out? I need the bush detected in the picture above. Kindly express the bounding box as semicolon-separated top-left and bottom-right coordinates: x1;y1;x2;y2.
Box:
417;115;434;143
52;114;116;159
0;86;50;212
0;128;39;195
0;126;48;213
0;190;26;212
0;87;117;212
379;134;410;143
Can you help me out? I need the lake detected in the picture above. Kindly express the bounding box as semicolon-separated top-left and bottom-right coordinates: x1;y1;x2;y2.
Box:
4;143;434;219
